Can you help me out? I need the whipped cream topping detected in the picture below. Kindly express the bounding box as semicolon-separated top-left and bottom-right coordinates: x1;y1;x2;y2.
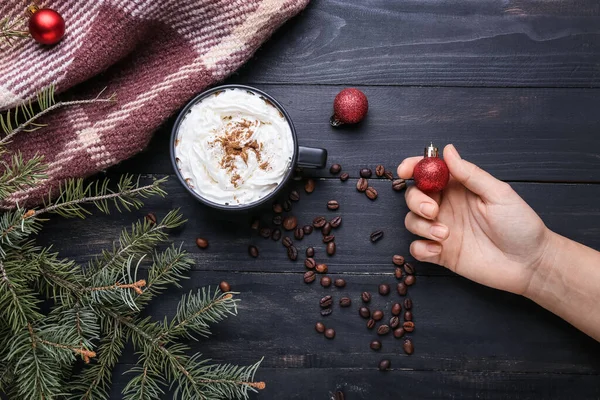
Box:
175;88;294;206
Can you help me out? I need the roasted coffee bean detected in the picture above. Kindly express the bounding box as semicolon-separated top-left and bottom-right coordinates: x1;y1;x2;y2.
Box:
145;212;157;224
323;235;335;243
404;311;413;321
356;177;368;192
378;359;391;371
304;178;315;194
334;278;346;288
321;276;332;287
282;236;293;248
375;165;385;177
393;255;405;266
260;227;272;238
195;238;209;249
273;202;283;213
283;200;292;211
390;316;400;329
306;247;315;257
397;282;408;296
384;170;394;180
404;298;413;310
325;328;336;339
315;322;326;333
330;164;342;174
403;321;415;332
394;267;403;280
361;292;372;303
377;325;390;336
322;222;332;235
326;242;336;256
248;245;259;258
403;339;414;355
316;263;328;274
313;216;327;229
391;303;402;316
305;258;316;269
283;216;298;231
366;319;376;329
360;168;372;178
372;310;383;321
340;172;350;182
327;200;340;210
378;284;390;296
365;186;378;200
393;327;405;338
370;340;382;351
294;227;304;240
251;219;260;230
405;275;416;286
219;281;231;292
392;178;407;191
289;190;300;202
404;263;415;275
320;295;333;308
321;308;333;317
370;230;384;243
359;306;371;319
271;228;282;241
340;297;352;307
287;246;298;261
303;225;314;235
272;215;282;225
330;216;342;228
304;270;316;283
334;390;345;400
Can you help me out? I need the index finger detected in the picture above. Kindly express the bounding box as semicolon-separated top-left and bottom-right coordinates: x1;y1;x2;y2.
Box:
397;156;423;179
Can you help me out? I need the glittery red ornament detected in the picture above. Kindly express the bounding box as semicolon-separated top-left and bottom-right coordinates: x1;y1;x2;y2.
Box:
330;88;368;126
28;7;65;45
413;143;449;193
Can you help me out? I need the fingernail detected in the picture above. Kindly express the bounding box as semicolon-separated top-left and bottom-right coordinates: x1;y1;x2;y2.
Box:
430;224;448;240
449;144;461;159
420;203;435;218
427;243;442;254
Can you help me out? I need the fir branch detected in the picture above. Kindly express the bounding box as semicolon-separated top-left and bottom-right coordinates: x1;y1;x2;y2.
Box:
0;152;46;200
0;15;28;47
0;209;42;257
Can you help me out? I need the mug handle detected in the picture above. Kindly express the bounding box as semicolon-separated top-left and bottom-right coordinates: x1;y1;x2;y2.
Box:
298;146;328;168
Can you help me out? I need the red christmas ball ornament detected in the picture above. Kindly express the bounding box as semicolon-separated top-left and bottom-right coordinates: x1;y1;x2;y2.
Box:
330;88;368;126
28;6;65;45
413;143;450;193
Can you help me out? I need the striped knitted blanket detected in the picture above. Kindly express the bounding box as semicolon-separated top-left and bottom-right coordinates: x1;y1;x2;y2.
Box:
0;0;309;206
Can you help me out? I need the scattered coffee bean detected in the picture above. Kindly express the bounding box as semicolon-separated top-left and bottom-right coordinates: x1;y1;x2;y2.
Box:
282;236;293;248
323;235;335;243
393;328;405;338
404;262;415;275
260;227;272;238
303;225;314;235
378;359;391;371
391;303;402;316
294;227;304;240
405;275;416;286
394;267;403;280
375;165;385;177
251;219;260;230
390;316;400;329
334;278;346;288
356;178;368;192
195;238;209;249
335;390;345;400
283;200;292;211
145;212;157;224
316;264;328;274
404;311;413;321
313;216;327;229
315;322;325;333
273;203;283;213
397;282;408;296
305;258;316;269
287;246;298;261
403;339;414;355
370;340;382;351
370;230;384;243
219;281;230;292
320;295;333;308
327;200;340;210
304;271;316;283
289;190;300;202
393;255;405;266
372;310;383;321
367;319;376;329
340;172;350;182
326;242;336;256
404;298;413;310
392;178;407;191
377;325;390;336
365;186;378;200
361;292;372;303
248;245;259;258
271;229;282;241
340;297;352;307
306;247;315;257
283;216;298;231
322;222;333;235
273;215;282;226
378;284;390;296
330;164;342;174
403;321;415;332
384;170;394;180
321;308;333;317
321;276;332;287
360;168;372;178
330;216;342;228
325;328;336;339
359;306;371;319
304;178;315;193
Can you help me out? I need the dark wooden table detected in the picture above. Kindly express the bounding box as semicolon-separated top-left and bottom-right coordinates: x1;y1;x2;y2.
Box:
39;1;600;398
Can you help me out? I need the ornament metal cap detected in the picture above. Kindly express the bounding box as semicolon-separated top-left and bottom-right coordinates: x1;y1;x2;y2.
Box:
424;142;439;158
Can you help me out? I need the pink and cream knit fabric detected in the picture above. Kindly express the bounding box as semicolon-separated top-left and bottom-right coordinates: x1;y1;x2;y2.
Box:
0;0;309;206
